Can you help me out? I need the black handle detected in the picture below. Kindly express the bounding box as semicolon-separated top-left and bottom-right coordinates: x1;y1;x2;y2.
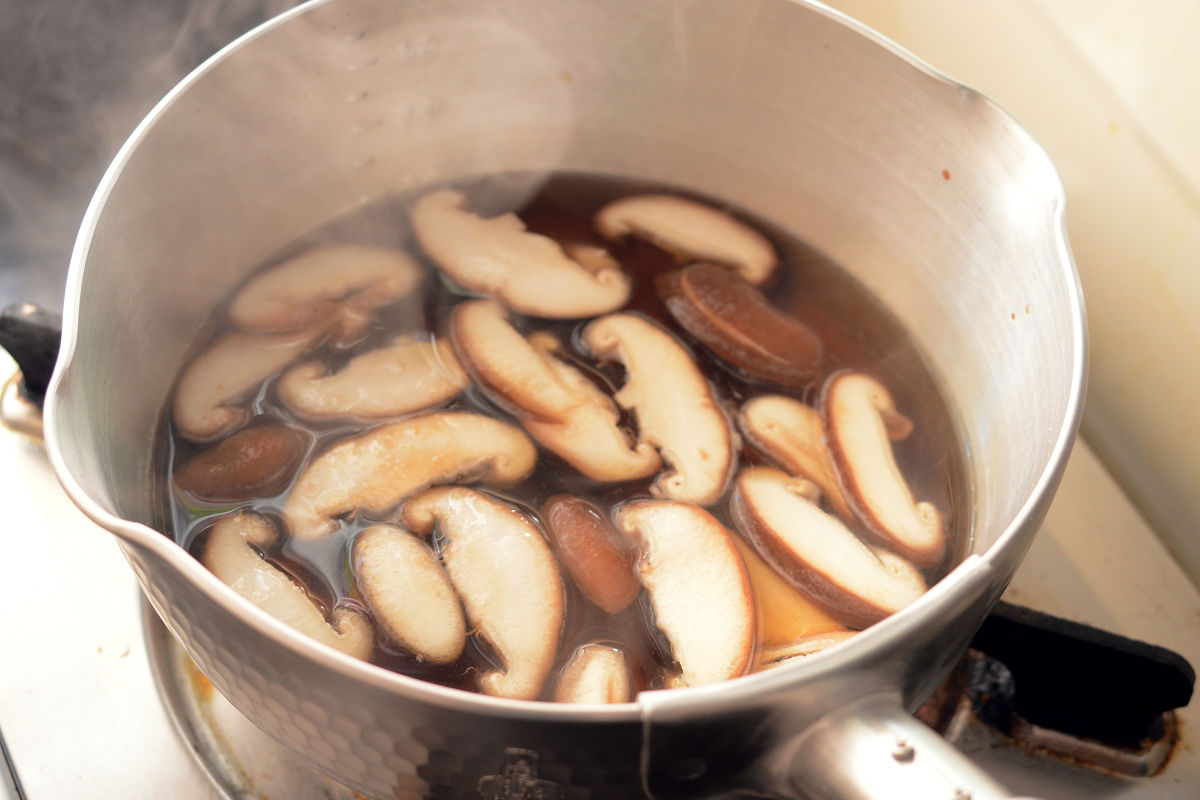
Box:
0;303;63;405
969;600;1195;745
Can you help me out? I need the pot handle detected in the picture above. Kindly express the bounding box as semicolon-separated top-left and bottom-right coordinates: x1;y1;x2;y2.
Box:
782;693;1032;800
0;303;62;439
0;303;62;405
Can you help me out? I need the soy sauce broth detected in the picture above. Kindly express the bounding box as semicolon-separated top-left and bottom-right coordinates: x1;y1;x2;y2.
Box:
154;171;971;698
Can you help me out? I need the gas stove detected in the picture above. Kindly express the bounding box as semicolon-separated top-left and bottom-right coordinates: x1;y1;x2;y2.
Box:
1;2;1198;798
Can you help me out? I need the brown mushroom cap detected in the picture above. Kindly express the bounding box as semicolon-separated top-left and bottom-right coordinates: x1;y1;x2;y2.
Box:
821;370;945;567
352;525;466;664
202;511;373;660
657;263;823;388
581;313;735;505
173;328;323;443
730;466;926;629
450;300;660;481
542;495;640;615
402;486;564;701
282;411;538;540
228;243;423;346
174;422;309;503
593;194;778;285
411;189;631;318
554;644;633;704
738;394;852;519
277;335;468;421
613;499;754;688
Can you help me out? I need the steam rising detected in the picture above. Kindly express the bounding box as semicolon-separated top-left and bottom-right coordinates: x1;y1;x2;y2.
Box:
0;0;296;309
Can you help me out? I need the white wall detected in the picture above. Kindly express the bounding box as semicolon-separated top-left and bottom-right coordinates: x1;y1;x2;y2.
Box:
824;0;1200;586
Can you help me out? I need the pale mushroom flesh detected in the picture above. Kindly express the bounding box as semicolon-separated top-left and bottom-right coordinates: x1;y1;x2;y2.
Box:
202;511;373;660
352;524;466;664
594;193;778;285
278;334;468;421
173;328;323;443
403;486;564;701
739;394;852;519
614;499;754;688
554;644;633;704
228;243;424;347
451;300;660;482
282;411;538;540
581;313;735;505
822;370;946;567
731;466;927;628
411;189;631;318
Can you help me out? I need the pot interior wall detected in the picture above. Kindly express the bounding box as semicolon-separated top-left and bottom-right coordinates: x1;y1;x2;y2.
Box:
52;0;1080;563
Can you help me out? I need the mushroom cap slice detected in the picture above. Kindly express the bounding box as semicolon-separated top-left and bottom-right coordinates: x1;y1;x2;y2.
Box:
739;394;852;519
542;495;640;615
411;189;631;318
730;466;927;629
402;487;565;701
282;411;538;540
554;644;633;704
657;263;823;388
173;328;323;443
594;194;778;285
352;524;466;664
821;370;946;567
202;511;373;660
228;243;423;346
277;335;468;421
581;313;735;505
613;499;754;688
451;300;660;482
175;422;309;503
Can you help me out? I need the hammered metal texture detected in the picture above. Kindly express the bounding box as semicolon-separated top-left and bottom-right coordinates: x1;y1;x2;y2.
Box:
123;541;645;800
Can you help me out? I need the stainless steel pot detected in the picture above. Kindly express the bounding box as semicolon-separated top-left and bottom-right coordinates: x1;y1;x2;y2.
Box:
41;0;1086;798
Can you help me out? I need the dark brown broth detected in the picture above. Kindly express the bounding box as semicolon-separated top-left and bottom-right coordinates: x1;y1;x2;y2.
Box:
156;171;970;698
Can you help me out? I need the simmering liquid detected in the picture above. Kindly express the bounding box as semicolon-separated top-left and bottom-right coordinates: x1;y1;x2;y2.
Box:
155;172;970;699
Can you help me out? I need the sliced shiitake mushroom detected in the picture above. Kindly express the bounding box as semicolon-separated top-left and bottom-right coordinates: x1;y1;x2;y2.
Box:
755;631;858;671
277;335;468;421
542;495;640;615
228;243;423;347
352;524;466;664
594;194;778;285
202;511;372;660
175;422;309;503
658;262;823;388
173;328;324;443
402;486;564;701
581;313;735;505
731;466;926;629
554;644;633;704
282;411;538;540
451;300;660;482
411;189;631;318
739;394;852;518
822;370;944;567
613;499;754;688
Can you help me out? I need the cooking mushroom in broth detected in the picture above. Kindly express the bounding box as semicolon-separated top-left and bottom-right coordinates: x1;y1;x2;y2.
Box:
157;171;971;703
